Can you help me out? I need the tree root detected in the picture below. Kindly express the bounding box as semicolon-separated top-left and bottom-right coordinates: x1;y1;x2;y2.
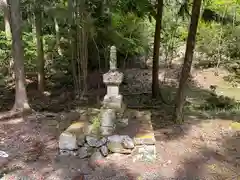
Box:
0;108;33;121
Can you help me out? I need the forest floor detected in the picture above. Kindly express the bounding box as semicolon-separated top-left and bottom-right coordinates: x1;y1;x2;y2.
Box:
0;64;239;180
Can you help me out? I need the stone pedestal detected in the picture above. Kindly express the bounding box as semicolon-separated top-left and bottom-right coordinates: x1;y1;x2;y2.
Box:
102;70;123;109
100;70;124;136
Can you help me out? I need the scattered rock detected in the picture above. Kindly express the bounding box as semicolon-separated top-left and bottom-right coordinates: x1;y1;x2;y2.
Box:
122;136;134;149
86;136;98;147
78;147;89;159
59;132;77;150
96;137;107;148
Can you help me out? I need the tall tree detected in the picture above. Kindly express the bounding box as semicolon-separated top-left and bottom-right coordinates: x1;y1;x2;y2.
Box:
9;0;30;112
152;0;164;98
1;0;11;39
174;0;202;123
34;3;45;93
0;0;14;77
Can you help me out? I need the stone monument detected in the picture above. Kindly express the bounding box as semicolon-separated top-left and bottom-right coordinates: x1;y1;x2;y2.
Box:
100;46;124;136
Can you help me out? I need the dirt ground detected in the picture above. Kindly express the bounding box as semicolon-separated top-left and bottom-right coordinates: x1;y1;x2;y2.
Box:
0;67;240;180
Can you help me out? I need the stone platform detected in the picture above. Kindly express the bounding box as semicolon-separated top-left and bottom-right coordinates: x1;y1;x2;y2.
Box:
58;109;156;163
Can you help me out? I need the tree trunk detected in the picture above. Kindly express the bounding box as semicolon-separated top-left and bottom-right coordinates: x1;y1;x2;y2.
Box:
9;0;30;111
152;0;164;98
34;6;45;93
174;0;202;123
1;0;11;39
1;0;14;77
54;17;62;56
68;0;78;96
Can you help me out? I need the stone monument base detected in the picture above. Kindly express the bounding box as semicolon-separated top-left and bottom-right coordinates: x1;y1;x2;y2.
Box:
102;95;123;109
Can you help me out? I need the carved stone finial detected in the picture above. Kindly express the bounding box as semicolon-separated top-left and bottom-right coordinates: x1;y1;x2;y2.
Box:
110;46;117;71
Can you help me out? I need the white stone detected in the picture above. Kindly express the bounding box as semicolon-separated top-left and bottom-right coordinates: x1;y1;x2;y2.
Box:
59;131;77;150
107;85;119;96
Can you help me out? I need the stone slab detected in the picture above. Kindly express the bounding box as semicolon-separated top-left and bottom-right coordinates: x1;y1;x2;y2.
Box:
116;110;156;145
59;131;78;150
132;145;156;162
65;122;89;134
59;121;91;150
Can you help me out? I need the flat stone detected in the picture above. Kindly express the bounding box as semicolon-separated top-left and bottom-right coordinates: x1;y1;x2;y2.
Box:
122;136;134;149
86;136;98;147
96;137;107;148
107;142;132;154
59;121;91;150
65;121;90;135
59;131;77;150
132;145;156;162
100;145;109;157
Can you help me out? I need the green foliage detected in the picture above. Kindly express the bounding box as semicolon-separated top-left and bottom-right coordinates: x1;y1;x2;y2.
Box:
109;12;153;56
200;93;240;111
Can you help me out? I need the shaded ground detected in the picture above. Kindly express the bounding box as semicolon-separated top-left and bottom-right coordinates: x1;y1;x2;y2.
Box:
0;65;240;179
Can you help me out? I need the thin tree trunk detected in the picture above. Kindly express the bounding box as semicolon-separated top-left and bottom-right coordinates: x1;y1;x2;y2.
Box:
152;0;164;98
2;0;11;39
1;0;14;77
9;0;31;112
34;6;45;93
54;17;62;56
68;0;78;96
174;0;202;123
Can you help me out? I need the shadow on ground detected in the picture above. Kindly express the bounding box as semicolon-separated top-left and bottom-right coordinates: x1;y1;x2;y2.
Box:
0;65;240;179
